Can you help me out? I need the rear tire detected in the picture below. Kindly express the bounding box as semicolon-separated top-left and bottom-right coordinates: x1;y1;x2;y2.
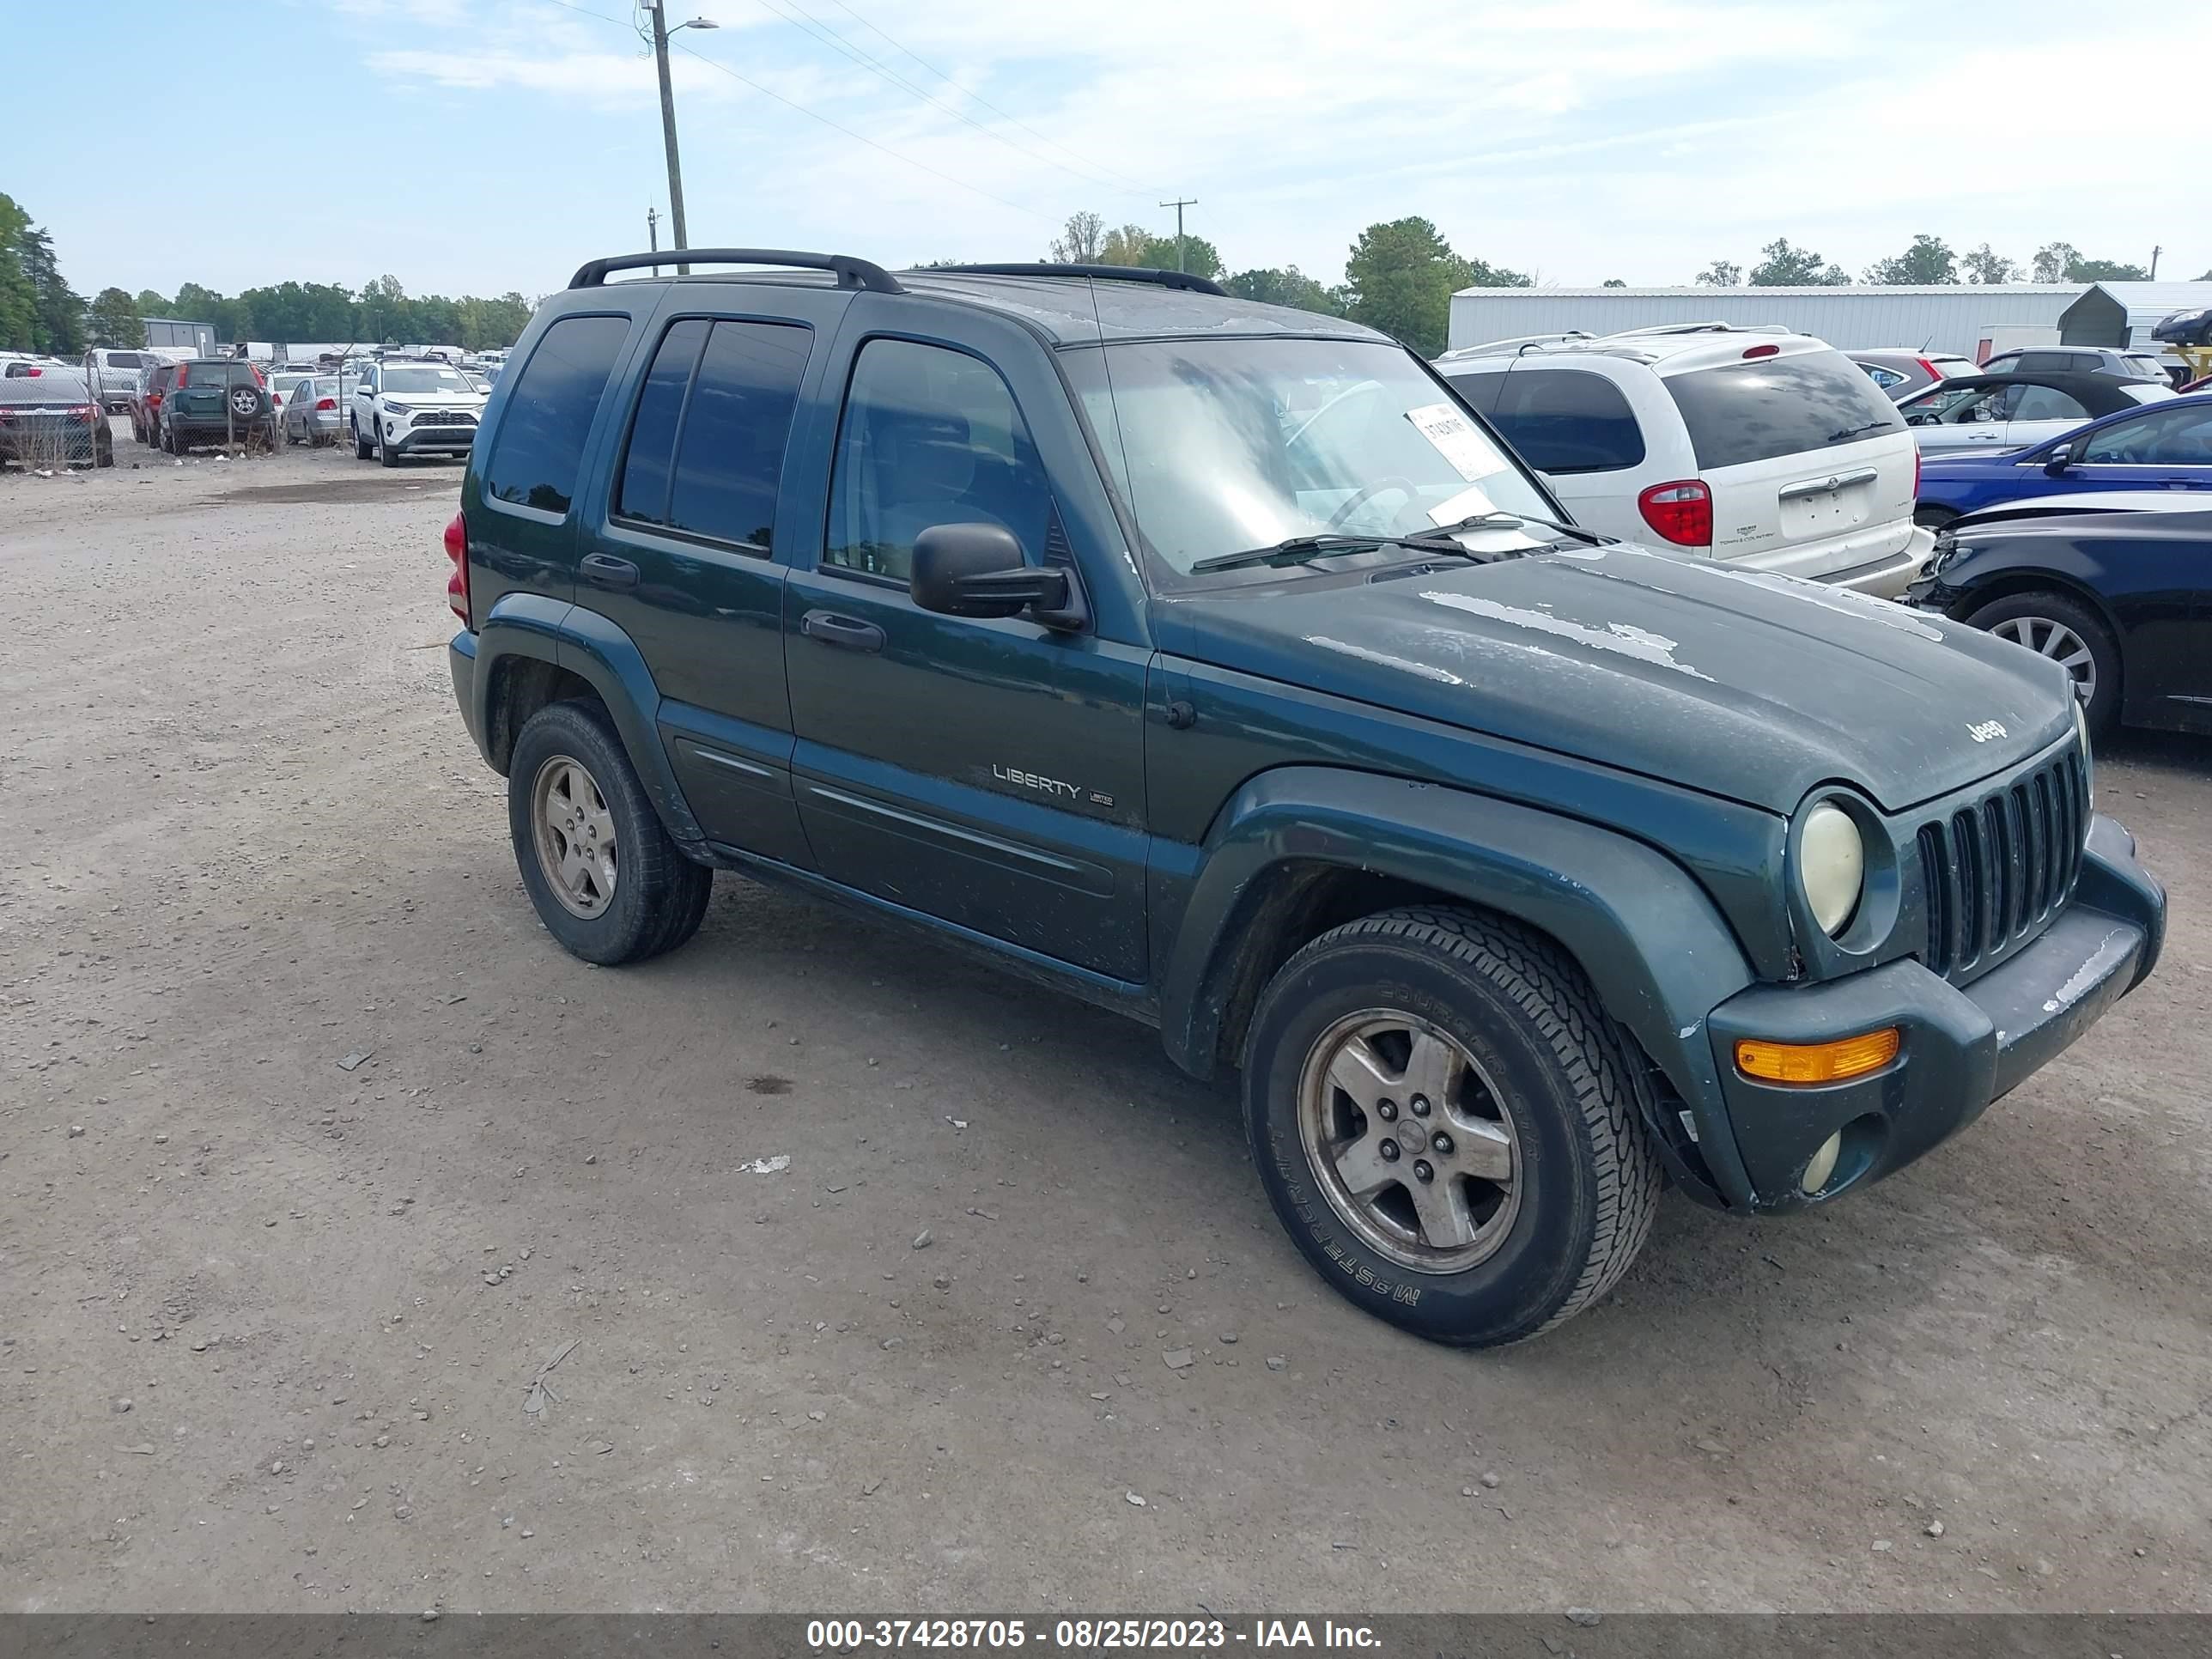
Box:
1964;588;2120;739
1243;907;1661;1347
507;699;713;966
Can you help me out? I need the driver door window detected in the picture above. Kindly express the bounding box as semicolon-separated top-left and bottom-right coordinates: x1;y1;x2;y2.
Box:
2080;406;2212;465
823;338;1052;580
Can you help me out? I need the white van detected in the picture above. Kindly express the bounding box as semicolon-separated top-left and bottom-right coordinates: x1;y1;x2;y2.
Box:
82;348;152;411
1436;325;1933;596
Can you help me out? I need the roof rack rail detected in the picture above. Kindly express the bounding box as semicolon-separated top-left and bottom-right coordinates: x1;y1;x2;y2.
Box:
1442;330;1594;357
1597;320;1791;338
567;249;904;294
922;262;1230;298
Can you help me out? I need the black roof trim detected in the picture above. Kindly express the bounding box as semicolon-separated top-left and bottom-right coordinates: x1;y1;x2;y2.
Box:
922;263;1230;297
568;249;905;294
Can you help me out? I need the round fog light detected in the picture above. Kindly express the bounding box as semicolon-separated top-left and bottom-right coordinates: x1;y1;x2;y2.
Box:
1801;1130;1843;1195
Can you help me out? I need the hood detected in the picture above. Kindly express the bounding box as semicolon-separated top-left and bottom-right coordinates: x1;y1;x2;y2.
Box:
1162;544;2074;816
384;388;485;404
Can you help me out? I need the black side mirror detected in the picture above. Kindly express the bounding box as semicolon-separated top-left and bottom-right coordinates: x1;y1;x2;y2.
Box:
910;523;1080;627
2044;444;2073;476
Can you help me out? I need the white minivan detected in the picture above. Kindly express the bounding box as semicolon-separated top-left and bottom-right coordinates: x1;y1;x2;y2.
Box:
1435;325;1932;596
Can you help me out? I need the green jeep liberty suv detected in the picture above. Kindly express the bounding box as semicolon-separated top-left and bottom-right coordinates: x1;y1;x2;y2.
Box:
445;252;2165;1346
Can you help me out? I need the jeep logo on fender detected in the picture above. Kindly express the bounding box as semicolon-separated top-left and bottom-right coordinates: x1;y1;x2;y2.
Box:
1966;720;2008;744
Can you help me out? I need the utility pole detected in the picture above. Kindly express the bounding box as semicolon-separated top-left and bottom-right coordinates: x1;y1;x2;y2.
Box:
1159;197;1197;274
645;3;719;275
2149;244;2161;280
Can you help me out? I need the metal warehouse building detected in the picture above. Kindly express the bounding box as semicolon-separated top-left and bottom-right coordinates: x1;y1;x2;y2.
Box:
1447;284;2082;360
2060;281;2212;351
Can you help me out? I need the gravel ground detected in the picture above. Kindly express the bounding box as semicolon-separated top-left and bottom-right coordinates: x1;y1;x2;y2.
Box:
3;428;2209;1615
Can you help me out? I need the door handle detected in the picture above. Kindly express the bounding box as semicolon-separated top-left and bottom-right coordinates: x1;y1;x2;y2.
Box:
800;610;885;653
580;553;639;591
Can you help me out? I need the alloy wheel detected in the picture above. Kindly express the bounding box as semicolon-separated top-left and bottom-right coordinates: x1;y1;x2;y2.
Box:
1296;1009;1522;1274
1990;615;2096;703
528;755;618;919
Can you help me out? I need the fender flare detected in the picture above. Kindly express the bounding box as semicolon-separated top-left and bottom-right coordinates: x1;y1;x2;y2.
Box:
471;594;706;848
1158;766;1759;1202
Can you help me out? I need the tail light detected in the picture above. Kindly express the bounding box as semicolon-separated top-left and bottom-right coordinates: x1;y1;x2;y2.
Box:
75;404;98;422
316;397;337;410
1637;479;1712;547
1915;356;1940;381
443;510;471;625
1912;446;1921;501
173;364;190;387
24;366;42;376
1741;343;1779;359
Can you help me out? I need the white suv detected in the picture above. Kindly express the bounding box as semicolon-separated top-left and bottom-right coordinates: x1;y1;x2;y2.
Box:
350;358;489;467
1435;325;1932;595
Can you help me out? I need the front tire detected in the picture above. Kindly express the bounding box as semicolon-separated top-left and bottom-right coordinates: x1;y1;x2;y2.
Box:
507;699;712;965
379;430;401;467
1243;907;1660;1347
353;419;372;460
1965;588;2120;738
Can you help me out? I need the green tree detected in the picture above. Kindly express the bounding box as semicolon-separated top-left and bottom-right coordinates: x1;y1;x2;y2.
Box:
1223;266;1344;315
2069;258;2149;283
0;192;35;350
1864;234;1958;284
1601;276;1627;288
2031;242;2079;283
1960;243;2019;284
1097;224;1153;265
15;224;83;354
1694;259;1741;286
134;288;168;317
1046;210;1106;264
1747;237;1848;285
1340;216;1523;358
87;288;145;349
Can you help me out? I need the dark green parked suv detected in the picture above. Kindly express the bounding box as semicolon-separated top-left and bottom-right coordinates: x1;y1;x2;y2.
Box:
446;251;2166;1346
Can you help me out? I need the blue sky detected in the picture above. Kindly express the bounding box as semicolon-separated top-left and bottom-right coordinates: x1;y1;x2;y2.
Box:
15;0;2209;303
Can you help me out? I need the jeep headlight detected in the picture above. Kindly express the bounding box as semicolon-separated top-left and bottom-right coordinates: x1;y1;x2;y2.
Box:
1798;802;1864;937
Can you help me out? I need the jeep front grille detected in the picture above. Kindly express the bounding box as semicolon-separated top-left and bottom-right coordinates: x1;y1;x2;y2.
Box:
1917;747;2089;979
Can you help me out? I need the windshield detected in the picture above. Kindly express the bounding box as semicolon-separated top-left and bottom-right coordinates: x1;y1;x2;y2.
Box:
382;365;476;395
1063;337;1559;586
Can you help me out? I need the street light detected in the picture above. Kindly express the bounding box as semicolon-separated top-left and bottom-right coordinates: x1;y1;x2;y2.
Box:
645;3;717;273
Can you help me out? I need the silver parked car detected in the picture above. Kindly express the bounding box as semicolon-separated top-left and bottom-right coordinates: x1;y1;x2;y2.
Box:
82;348;151;410
281;374;343;445
1849;349;1982;401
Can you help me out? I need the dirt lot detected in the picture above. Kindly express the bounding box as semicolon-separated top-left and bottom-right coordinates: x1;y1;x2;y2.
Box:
3;431;2209;1616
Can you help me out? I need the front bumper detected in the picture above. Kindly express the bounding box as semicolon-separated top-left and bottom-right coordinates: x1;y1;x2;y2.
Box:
388;420;477;456
1698;813;2163;1210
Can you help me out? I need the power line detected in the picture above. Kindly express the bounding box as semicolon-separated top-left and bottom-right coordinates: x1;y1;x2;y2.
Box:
752;0;1132;196
529;0;1055;223
816;0;1156;197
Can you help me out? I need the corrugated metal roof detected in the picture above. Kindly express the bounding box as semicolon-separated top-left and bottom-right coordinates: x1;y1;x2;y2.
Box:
1449;283;2084;299
2082;281;2212;327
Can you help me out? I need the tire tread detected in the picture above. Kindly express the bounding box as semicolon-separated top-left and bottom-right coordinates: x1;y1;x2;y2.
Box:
1256;904;1662;1344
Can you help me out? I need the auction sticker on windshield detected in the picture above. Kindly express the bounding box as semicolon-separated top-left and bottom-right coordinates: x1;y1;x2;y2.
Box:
1406;402;1510;483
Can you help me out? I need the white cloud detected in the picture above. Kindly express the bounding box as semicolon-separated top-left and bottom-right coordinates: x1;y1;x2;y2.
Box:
342;0;2212;285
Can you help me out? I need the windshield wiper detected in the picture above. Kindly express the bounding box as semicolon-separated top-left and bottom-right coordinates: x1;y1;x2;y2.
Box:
1189;533;1410;574
1826;419;1892;443
1412;510;1612;549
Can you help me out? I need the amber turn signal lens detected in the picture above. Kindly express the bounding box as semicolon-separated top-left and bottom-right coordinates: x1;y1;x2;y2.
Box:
1735;1028;1899;1085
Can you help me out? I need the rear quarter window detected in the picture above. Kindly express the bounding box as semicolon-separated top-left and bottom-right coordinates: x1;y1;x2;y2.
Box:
1444;368;1644;473
482;313;632;516
1664;350;1903;470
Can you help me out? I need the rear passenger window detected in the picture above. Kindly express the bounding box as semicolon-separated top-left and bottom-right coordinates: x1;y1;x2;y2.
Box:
483;314;630;516
615;319;810;550
616;319;709;526
1463;368;1644;473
